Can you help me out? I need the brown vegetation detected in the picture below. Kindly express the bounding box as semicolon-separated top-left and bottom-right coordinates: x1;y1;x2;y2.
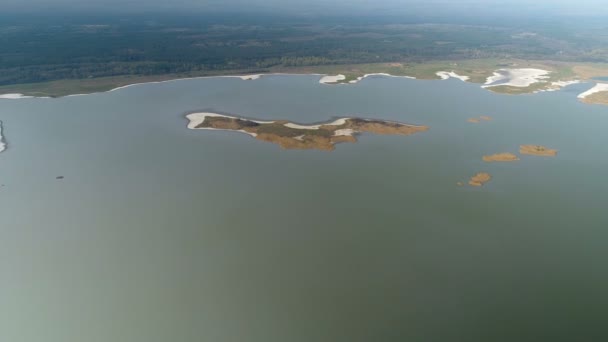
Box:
469;173;492;187
194;115;428;151
483;152;520;162
519;145;558;157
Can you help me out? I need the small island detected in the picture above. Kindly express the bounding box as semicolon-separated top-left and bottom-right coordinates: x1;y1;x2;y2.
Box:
483;152;519;162
469;173;492;187
520;145;557;157
186;113;429;151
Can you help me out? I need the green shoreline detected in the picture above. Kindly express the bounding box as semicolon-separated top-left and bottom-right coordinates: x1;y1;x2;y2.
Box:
2;58;608;101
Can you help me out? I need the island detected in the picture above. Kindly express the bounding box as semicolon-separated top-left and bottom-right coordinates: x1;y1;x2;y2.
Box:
520;145;558;157
482;152;519;162
469;173;492;187
186;113;429;151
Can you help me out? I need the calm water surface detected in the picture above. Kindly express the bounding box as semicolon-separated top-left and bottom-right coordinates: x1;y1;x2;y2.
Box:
1;75;608;342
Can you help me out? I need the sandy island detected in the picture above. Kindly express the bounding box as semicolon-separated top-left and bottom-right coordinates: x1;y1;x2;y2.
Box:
469;173;492;187
519;145;557;157
483;152;519;162
186;113;428;151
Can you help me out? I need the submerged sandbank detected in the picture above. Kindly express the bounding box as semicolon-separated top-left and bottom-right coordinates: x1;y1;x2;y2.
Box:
468;115;492;123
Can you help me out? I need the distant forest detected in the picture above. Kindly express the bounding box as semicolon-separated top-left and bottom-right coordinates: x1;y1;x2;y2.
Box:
1;13;607;86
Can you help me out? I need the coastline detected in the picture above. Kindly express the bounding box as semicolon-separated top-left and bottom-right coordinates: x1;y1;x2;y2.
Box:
0;63;606;104
578;83;608;99
0;121;6;153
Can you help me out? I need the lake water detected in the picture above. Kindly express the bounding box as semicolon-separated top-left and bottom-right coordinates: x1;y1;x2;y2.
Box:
1;75;608;342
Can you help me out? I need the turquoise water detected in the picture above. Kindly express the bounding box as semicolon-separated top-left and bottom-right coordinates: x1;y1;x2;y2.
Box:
1;76;607;342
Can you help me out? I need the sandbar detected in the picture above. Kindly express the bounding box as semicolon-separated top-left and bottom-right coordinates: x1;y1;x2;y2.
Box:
483;153;519;162
519;145;557;157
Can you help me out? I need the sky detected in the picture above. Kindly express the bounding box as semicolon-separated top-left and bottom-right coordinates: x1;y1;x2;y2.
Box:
3;0;608;16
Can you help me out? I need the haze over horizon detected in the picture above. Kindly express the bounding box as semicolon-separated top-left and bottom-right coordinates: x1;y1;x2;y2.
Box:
4;0;608;17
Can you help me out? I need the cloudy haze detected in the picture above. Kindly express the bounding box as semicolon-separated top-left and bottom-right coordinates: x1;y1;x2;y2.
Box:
3;0;608;16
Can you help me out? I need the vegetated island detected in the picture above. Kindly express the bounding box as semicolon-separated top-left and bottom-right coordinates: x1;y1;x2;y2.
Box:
520;145;558;157
186;113;429;151
469;173;492;187
482;152;519;162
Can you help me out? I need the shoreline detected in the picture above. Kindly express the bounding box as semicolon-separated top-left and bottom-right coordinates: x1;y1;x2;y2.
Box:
0;121;6;153
577;83;608;99
0;68;602;103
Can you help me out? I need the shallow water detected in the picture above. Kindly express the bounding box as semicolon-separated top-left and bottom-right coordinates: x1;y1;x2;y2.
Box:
1;76;608;342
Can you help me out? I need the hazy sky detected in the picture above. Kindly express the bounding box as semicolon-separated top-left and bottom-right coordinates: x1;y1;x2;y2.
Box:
4;0;608;16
